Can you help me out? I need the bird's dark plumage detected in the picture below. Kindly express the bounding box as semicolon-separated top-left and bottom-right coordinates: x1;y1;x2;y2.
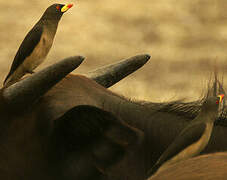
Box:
4;3;73;86
4;26;43;84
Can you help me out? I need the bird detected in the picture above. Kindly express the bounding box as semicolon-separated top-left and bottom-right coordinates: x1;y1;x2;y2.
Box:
147;93;224;177
3;3;73;86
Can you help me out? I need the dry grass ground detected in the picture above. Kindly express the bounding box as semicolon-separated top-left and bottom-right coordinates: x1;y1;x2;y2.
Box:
1;0;227;101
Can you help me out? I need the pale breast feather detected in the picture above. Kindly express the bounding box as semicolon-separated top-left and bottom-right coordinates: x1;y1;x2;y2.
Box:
156;122;206;167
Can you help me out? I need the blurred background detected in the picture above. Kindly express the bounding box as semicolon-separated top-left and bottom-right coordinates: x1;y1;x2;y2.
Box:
1;0;227;102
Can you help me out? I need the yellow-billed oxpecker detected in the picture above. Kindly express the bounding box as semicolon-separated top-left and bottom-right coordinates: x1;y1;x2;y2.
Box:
148;94;224;176
3;3;73;86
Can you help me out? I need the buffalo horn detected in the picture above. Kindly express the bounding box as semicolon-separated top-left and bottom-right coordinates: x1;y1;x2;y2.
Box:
3;56;84;109
86;54;151;88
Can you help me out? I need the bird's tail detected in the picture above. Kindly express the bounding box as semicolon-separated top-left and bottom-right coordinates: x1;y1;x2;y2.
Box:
147;163;161;178
3;69;25;87
3;72;12;86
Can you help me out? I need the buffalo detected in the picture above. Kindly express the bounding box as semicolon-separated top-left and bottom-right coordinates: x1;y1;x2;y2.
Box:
0;53;226;179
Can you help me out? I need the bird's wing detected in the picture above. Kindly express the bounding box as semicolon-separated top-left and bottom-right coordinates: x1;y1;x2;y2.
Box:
151;122;206;173
4;25;43;83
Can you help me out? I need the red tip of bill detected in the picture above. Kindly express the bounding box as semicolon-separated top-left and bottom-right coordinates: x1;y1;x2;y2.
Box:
217;94;225;104
67;4;73;8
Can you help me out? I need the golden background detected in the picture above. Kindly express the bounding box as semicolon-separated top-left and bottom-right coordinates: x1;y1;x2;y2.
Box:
1;0;227;101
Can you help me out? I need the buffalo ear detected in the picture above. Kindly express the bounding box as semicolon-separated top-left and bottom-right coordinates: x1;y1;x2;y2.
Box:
52;105;143;179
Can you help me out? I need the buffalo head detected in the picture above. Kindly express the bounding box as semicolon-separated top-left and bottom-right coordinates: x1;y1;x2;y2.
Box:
0;54;149;179
1;53;227;180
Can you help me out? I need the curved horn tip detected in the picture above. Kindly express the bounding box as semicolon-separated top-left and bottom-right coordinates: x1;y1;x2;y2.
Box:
135;54;151;62
76;56;85;61
65;55;85;65
144;54;151;60
133;54;151;65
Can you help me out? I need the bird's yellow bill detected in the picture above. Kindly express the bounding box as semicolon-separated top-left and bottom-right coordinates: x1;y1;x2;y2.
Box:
218;94;225;103
61;4;73;12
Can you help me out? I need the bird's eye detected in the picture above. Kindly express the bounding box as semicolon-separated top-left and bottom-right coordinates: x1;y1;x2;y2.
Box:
56;5;60;10
216;97;220;104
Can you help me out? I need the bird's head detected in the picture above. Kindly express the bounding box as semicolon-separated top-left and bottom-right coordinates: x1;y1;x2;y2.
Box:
42;3;74;21
216;94;225;105
201;94;225;119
